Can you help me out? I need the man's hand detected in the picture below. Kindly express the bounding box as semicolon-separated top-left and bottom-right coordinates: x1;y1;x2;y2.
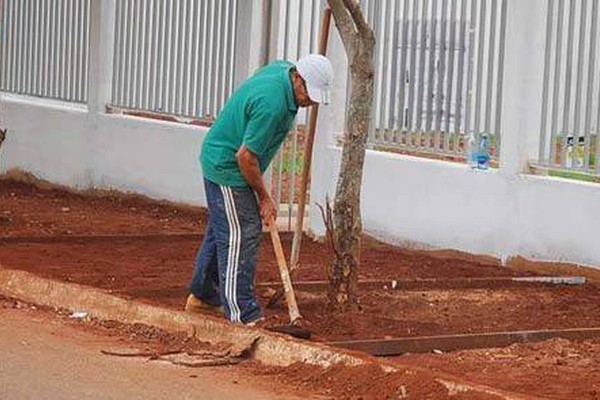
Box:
259;195;278;225
236;145;277;223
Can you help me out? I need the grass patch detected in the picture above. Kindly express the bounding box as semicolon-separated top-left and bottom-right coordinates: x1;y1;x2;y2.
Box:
548;169;600;183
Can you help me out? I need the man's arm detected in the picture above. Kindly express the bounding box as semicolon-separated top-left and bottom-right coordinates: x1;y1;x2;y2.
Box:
236;145;277;223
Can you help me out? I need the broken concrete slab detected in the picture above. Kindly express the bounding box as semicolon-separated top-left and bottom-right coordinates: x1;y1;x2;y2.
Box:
0;266;364;369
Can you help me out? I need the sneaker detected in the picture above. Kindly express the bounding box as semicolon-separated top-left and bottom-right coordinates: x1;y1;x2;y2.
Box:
185;294;223;316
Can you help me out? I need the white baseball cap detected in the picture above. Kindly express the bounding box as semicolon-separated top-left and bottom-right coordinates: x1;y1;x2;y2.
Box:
295;54;334;104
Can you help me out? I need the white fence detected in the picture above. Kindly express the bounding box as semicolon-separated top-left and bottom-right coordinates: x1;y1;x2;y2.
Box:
363;0;507;160
110;0;238;119
538;0;600;175
0;0;90;103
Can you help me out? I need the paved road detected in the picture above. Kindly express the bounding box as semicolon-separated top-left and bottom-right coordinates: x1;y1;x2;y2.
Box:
0;307;300;400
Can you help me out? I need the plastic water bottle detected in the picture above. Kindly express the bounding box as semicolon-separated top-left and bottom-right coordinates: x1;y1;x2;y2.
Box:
476;133;490;170
466;132;478;169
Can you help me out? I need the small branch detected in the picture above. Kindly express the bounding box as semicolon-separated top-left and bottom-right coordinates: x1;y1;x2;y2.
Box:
101;349;183;358
163;356;244;368
316;199;341;261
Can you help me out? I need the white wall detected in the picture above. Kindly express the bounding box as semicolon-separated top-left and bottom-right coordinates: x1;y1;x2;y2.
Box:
0;94;208;206
356;149;600;268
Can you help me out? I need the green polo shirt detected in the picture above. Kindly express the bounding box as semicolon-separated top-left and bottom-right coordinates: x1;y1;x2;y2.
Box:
200;61;298;187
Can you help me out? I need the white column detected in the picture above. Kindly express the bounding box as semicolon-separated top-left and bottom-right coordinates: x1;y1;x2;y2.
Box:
498;0;548;177
308;29;349;237
233;0;267;88
88;0;116;114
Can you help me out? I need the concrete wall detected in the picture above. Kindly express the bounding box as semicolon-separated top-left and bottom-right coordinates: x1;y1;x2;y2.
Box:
360;150;600;268
0;94;208;206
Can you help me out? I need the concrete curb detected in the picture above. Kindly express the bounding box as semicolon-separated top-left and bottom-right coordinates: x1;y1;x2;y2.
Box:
0;267;364;368
0;267;540;399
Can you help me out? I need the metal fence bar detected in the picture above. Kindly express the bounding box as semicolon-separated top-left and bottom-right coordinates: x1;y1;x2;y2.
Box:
140;0;150;110
66;0;73;100
59;0;67;98
454;0;468;140
597;71;600;174
0;1;7;89
443;0;458;150
218;0;229;113
583;0;598;171
549;0;564;166
18;0;25;92
370;0;382;141
178;0;188;114
397;0;410;133
147;0;158;111
274;0;290;208
196;0;207;116
483;0;497;137
378;0;396;141
33;0;40;96
6;0;15;92
219;0;229;113
492;0;507;154
24;0;31;94
415;0;429;135
434;0;448;145
573;0;587;140
185;0;197;116
425;0;439;134
387;0;401;130
111;0;123;105
77;0;84;101
538;0;555;164
9;0;15;90
207;1;217;116
227;0;237;107
407;0;420;136
464;0;477;137
561;0;576;168
124;0;133;107
473;0;486;136
583;1;600;172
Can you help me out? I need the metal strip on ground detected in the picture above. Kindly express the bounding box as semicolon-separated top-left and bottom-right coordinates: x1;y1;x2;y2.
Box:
258;276;586;292
328;327;600;356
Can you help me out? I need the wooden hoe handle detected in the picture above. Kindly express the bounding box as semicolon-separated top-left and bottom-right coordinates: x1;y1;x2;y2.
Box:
268;220;301;324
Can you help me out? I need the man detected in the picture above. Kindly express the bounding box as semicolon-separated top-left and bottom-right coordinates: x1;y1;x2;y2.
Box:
186;54;334;325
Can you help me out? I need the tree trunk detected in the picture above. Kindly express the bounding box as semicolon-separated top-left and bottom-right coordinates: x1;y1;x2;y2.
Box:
327;0;375;311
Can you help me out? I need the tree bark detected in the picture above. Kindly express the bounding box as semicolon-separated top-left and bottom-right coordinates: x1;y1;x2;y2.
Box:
326;0;375;310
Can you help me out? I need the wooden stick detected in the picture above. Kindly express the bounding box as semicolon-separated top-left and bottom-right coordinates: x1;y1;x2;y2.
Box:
289;7;333;273
268;220;301;324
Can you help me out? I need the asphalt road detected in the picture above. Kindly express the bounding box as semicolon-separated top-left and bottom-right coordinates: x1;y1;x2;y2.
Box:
0;306;300;400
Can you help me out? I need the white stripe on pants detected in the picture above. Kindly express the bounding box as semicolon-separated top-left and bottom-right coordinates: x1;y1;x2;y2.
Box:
220;186;242;322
